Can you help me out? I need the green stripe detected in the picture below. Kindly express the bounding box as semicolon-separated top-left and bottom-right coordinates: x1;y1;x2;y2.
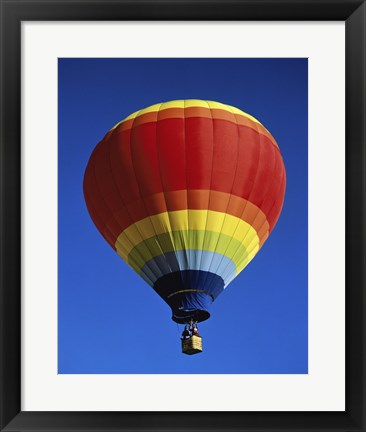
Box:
127;230;248;271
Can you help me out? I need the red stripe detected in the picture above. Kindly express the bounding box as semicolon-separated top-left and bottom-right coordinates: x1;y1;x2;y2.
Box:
210;118;239;192
248;133;277;205
109;128;145;222
83;150;120;248
156;118;186;192
130;121;162;211
231;125;260;199
267;172;287;228
185;117;214;190
118;107;278;149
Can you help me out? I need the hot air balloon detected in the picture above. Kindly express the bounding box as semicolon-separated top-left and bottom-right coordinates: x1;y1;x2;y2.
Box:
83;100;286;354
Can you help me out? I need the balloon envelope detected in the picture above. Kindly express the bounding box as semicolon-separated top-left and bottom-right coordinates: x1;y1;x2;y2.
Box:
84;100;286;323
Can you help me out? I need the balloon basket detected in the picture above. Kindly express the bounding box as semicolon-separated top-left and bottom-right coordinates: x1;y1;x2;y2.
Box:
182;335;202;355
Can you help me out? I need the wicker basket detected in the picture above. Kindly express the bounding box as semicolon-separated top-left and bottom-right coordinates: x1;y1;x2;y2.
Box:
182;335;202;355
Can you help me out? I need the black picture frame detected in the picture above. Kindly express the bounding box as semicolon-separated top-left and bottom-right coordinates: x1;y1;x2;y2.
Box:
1;1;365;431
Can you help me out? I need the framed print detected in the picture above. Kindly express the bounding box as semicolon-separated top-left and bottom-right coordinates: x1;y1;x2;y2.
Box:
0;1;365;431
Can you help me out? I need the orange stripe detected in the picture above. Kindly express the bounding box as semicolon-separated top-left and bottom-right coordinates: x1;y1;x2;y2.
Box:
108;189;269;248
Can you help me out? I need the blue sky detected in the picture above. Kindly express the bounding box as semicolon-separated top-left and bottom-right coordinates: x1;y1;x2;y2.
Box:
58;58;308;374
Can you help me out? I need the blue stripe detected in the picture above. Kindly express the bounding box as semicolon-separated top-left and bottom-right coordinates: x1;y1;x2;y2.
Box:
140;250;236;286
152;270;225;323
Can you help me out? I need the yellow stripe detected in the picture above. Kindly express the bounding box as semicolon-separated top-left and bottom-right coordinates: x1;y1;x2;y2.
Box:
115;209;259;260
120;230;253;274
110;99;262;130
